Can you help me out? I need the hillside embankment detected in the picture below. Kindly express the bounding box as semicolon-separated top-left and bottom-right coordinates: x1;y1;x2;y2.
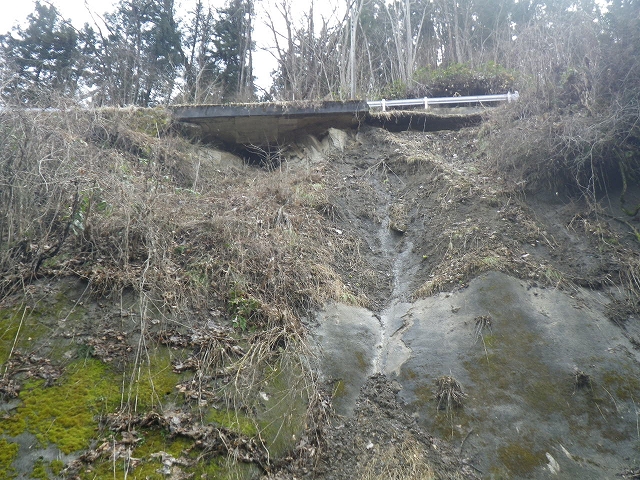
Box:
1;106;640;479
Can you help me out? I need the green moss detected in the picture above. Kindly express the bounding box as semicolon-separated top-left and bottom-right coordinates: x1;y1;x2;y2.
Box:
140;430;191;457
462;302;564;417
82;430;192;479
194;456;258;479
479;333;497;349
408;376;472;440
2;359;121;454
257;357;308;458
403;368;418;380
129;108;172;137
122;349;183;410
50;460;64;476
2;341;185;467
522;377;571;416
601;369;640;402
31;458;49;479
0;289;88;365
206;408;257;437
454;280;640;474
496;441;546;476
462;325;577;425
354;350;369;370
411;384;433;409
432;409;472;441
0;438;19;479
332;379;346;399
0;305;49;364
83;428;258;480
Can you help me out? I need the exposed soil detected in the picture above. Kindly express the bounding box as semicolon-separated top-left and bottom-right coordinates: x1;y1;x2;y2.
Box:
315;375;479;479
322;123;640;310
292;122;640;478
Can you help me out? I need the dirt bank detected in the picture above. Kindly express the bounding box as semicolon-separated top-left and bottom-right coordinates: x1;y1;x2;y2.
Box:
1;108;640;478
303;123;640;479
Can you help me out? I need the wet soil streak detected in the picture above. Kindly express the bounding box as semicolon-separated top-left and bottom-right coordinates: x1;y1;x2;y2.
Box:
373;191;415;376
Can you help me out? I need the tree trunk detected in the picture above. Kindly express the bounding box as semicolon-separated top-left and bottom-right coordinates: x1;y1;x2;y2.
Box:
349;1;357;99
405;0;413;83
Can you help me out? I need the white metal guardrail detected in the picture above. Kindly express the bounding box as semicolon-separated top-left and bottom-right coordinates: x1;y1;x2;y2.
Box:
367;91;519;111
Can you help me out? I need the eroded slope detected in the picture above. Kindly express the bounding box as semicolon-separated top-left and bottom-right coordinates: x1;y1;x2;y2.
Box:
1;108;640;479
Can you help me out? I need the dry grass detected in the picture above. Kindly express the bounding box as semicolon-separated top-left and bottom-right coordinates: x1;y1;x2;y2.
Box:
376;126;640;304
474;315;493;343
0;106;364;319
359;435;436;480
0;104;366;327
367;109;482;121
366;110;484;133
172;99;366;111
573;369;592;390
0;106;366;472
484;87;640;198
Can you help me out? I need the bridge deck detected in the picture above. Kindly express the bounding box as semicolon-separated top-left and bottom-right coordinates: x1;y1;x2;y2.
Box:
171;101;369;145
171;100;495;145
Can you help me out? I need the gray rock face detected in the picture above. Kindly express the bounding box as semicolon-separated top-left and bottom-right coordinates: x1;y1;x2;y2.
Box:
312;271;640;478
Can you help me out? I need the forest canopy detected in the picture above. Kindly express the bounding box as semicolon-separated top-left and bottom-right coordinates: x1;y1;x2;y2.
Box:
0;0;637;107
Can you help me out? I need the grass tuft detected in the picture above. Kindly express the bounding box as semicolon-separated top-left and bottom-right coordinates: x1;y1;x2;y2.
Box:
435;376;466;412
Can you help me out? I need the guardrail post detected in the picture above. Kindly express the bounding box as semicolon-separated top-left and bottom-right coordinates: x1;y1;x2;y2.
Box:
424;97;429;109
381;99;386;112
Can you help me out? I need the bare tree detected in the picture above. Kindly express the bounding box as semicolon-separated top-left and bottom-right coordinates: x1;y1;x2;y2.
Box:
265;0;343;100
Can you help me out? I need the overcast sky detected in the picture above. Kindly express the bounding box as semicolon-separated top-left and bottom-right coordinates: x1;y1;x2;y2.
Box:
1;0;346;91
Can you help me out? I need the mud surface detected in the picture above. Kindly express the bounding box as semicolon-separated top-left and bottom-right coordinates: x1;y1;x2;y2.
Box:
316;375;479;479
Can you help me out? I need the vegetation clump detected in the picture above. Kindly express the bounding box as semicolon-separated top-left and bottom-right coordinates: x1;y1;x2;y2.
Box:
435;375;466;412
574;369;592;390
0;105;362;477
473;315;492;341
410;62;518;98
496;441;546;477
484;4;640;202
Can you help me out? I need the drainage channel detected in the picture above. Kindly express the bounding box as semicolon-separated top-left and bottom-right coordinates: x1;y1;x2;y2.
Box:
372;206;417;377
